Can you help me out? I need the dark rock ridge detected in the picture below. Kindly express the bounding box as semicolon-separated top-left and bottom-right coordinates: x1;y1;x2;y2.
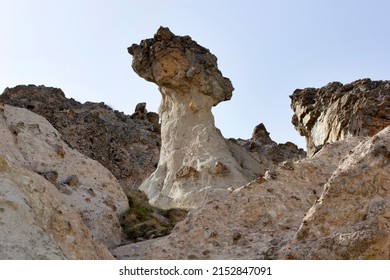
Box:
0;85;161;193
231;123;306;171
291;78;390;156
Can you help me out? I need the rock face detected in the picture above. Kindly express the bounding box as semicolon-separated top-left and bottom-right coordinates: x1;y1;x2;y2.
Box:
114;78;390;260
114;126;390;260
229;123;306;178
112;136;361;259
0;85;160;192
0;104;129;259
280;127;390;259
128;27;252;208
291;78;390;156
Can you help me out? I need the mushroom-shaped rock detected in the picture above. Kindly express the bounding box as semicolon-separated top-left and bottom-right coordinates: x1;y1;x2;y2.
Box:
128;27;233;106
128;27;248;209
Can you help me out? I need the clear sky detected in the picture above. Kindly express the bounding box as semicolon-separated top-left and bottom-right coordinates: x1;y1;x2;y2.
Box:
1;0;390;149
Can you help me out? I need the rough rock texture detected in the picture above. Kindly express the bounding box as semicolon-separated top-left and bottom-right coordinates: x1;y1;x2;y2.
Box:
0;156;113;259
114;77;390;260
129;27;274;209
0;104;129;258
112;136;361;259
114;127;390;260
291;78;390;156
280;127;390;259
229;123;306;178
0;85;160;192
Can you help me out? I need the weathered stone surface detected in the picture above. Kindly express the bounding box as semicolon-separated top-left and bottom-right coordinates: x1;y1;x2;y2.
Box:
280;127;390;259
0;104;129;258
291;78;390;156
113;136;361;259
128;27;251;208
229;123;306;177
0;85;161;192
0;156;113;259
114;75;390;259
128;27;233;106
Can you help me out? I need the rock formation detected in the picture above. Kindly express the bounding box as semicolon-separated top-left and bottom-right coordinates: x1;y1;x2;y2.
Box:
2;25;389;260
229;123;306;177
113;78;390;260
0;104;129;259
128;27;253;208
280;127;390;259
0;85;160;192
112;136;362;259
291;78;390;156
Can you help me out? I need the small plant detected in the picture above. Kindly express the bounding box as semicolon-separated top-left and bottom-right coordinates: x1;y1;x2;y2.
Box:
120;190;188;242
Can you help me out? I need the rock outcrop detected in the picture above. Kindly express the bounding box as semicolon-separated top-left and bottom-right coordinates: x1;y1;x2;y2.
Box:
0;104;128;259
2;24;389;260
280;127;390;259
114;78;390;260
0;85;160;192
112;136;362;259
291;78;390;156
229;123;306;178
128;27;253;208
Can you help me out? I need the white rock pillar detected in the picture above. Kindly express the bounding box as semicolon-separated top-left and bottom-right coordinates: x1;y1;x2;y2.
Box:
128;27;248;209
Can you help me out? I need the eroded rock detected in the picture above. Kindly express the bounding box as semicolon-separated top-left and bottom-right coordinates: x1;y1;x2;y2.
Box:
113;136;361;259
280;127;390;259
291;78;390;156
0;104;129;258
128;27;250;208
0;85;161;192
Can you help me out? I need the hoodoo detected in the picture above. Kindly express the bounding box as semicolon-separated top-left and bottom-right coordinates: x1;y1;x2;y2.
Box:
128;27;249;208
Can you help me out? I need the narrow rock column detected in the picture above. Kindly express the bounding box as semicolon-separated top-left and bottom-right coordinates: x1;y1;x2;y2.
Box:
128;27;248;208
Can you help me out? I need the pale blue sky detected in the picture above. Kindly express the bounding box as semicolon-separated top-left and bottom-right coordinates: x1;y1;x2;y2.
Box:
1;0;390;149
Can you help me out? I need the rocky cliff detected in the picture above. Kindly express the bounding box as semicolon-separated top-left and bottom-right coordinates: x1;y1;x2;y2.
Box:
114;82;390;259
291;79;390;156
0;103;128;259
0;85;160;193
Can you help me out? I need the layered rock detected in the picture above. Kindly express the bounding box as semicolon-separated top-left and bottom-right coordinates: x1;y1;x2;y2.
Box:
0;85;160;192
291;78;390;156
0;104;129;259
128;27;251;208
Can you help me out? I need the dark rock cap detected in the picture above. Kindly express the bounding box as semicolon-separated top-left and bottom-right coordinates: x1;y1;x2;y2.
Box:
128;26;234;106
